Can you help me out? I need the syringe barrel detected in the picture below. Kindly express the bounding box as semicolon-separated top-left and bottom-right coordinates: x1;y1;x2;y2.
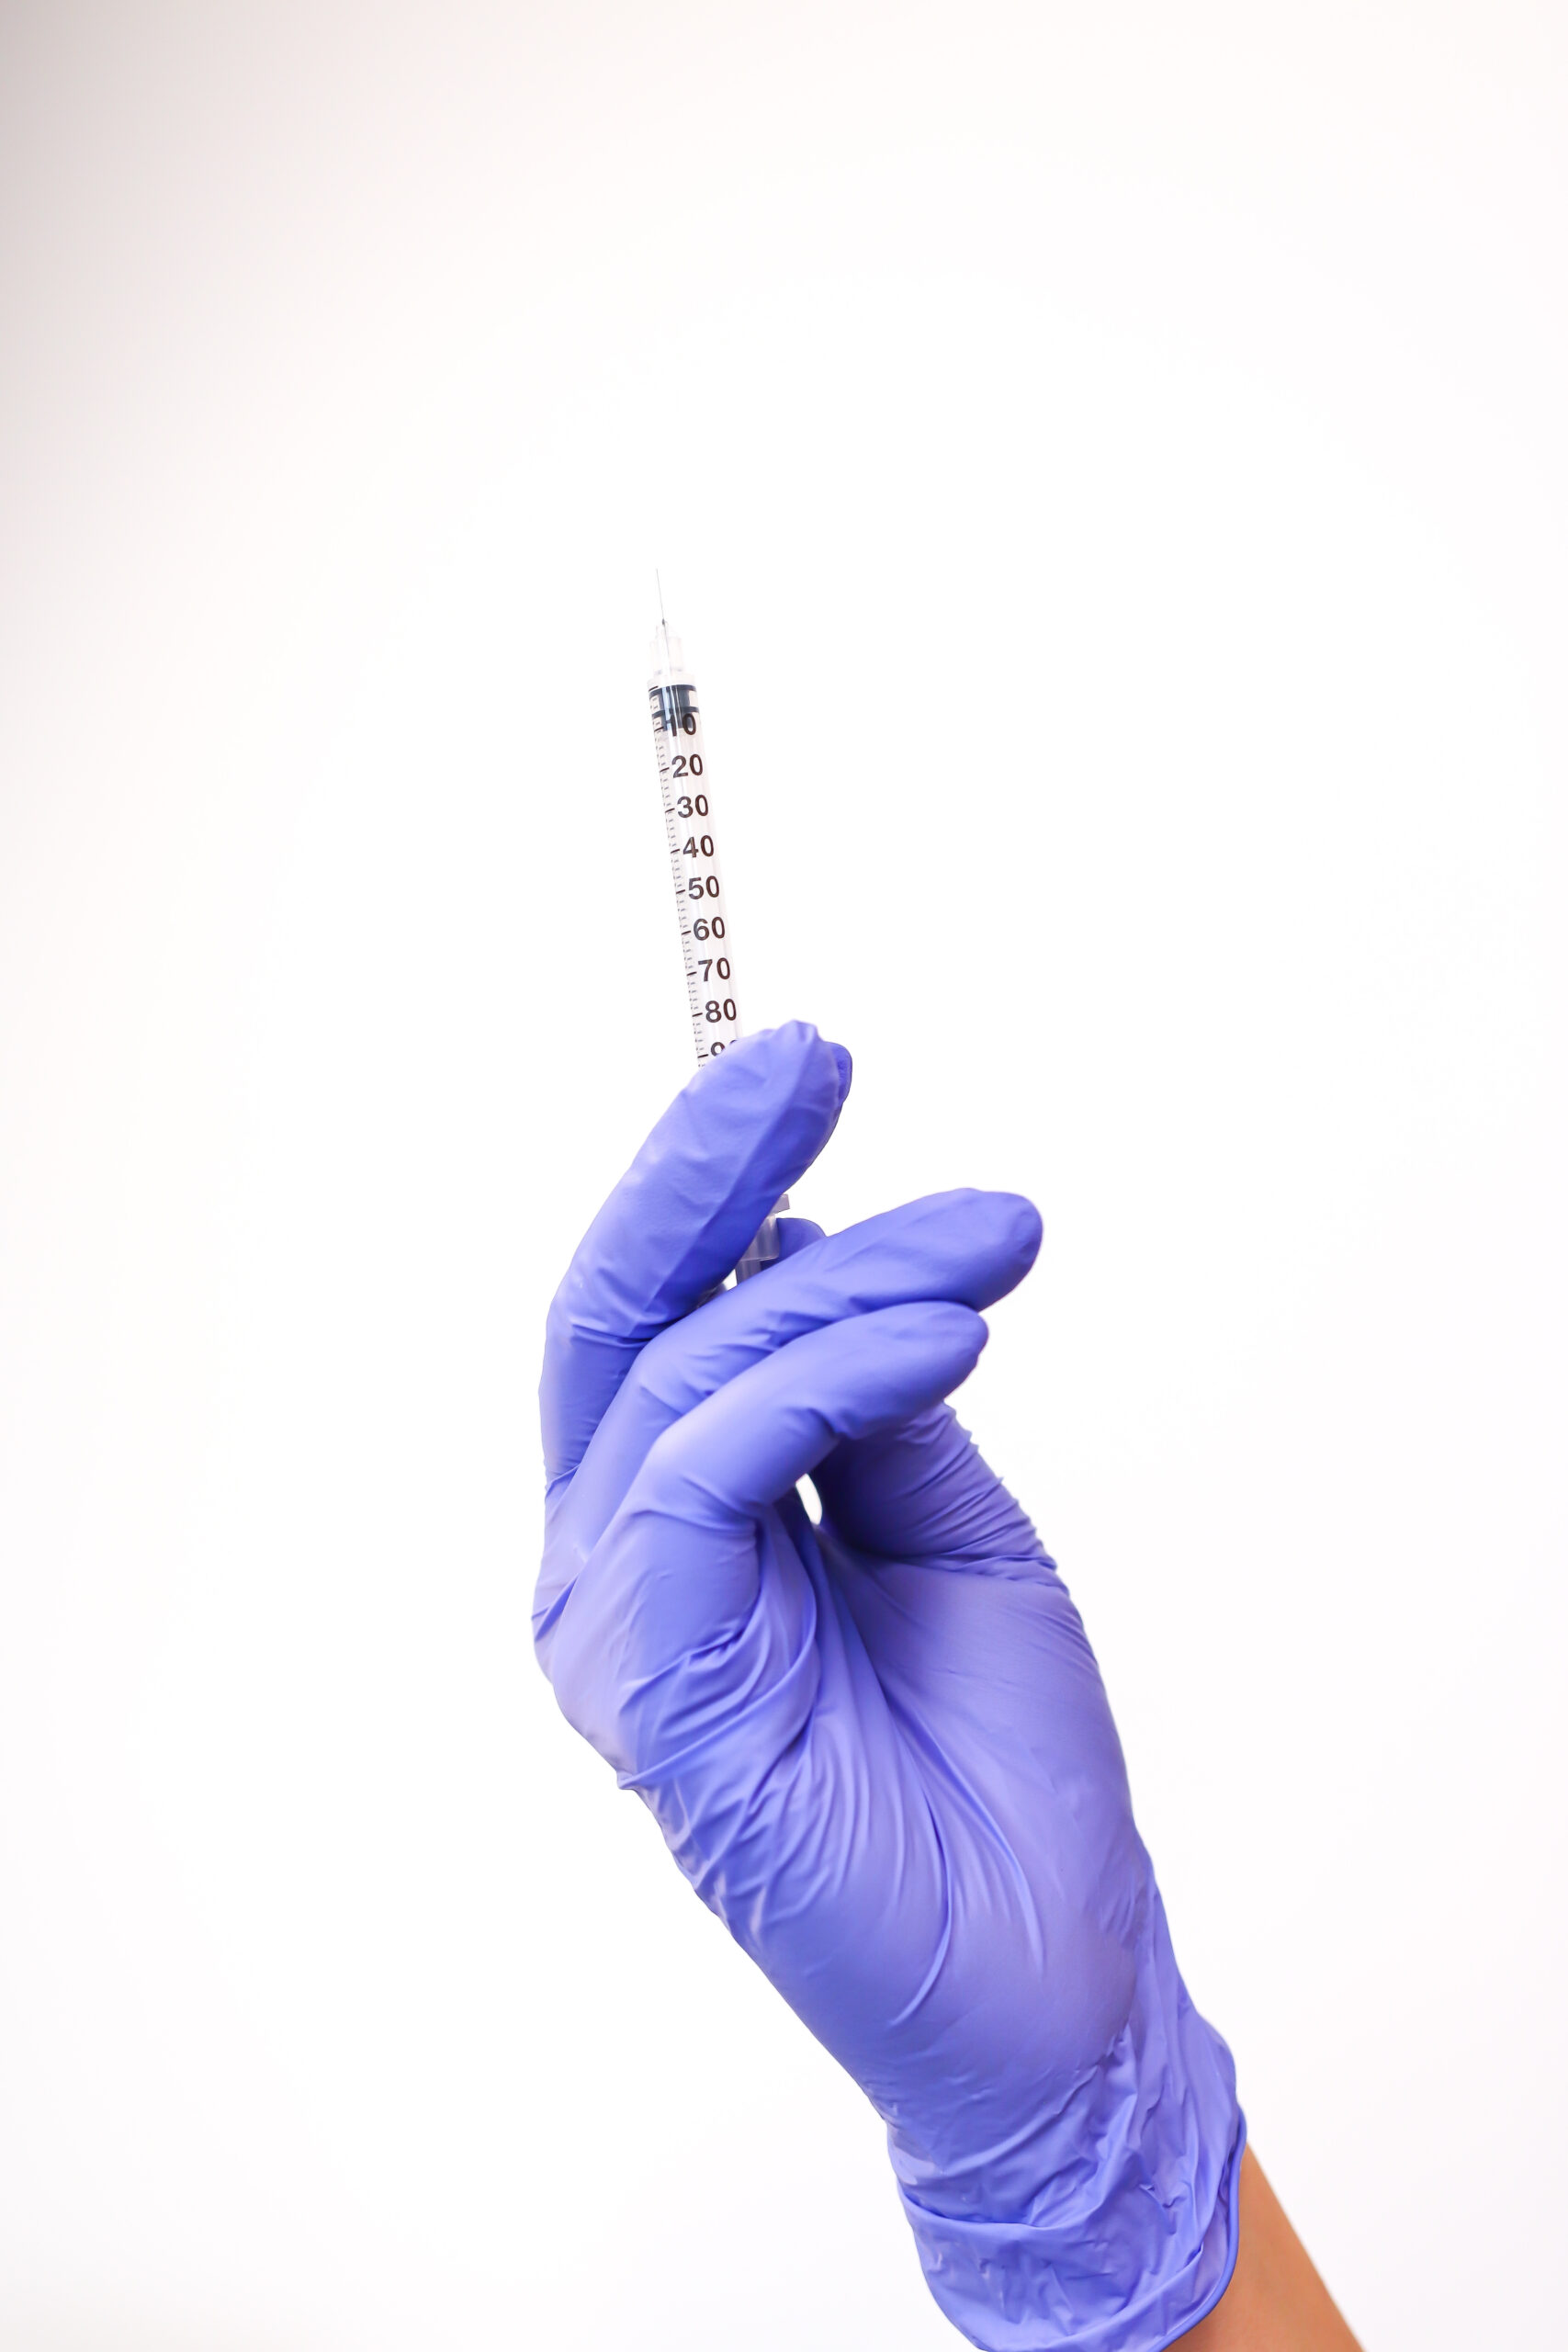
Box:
647;642;743;1069
647;621;785;1281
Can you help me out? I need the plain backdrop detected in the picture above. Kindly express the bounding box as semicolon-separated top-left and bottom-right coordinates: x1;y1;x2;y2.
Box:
2;6;1565;2346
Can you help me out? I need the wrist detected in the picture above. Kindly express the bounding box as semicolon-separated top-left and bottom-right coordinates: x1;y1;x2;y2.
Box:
1179;2148;1363;2352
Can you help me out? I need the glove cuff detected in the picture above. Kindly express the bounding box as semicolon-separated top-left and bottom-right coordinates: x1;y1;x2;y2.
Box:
894;1905;1244;2352
899;2109;1243;2352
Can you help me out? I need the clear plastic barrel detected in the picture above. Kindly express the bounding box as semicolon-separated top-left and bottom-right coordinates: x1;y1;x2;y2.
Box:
648;620;784;1279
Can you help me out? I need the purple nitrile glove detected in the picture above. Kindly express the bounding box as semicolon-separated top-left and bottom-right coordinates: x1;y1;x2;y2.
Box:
535;1022;1243;2350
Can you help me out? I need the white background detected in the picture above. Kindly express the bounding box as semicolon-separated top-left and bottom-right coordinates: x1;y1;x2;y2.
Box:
2;6;1564;2346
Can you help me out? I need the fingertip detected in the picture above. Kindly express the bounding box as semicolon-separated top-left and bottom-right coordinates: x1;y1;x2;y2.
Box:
687;1020;842;1138
942;1299;990;1357
1003;1192;1044;1270
854;1300;989;1425
766;1017;823;1057
902;1189;1043;1307
961;1189;1043;1297
735;1023;850;1109
887;1297;989;1368
924;1296;988;1335
702;1018;814;1077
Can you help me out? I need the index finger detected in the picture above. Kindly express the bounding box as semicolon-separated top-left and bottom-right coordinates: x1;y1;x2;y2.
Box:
540;1021;852;1483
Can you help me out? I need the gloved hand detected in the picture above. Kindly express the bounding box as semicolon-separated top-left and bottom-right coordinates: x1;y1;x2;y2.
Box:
535;1023;1243;2352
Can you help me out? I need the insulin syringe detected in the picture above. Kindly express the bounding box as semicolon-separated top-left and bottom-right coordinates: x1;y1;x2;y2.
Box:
647;603;785;1281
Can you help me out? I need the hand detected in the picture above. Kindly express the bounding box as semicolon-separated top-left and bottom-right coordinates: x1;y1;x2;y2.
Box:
535;1024;1242;2351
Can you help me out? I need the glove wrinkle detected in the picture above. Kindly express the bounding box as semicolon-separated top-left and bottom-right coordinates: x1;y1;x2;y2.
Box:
858;1620;1048;1981
884;1778;956;2030
816;1405;1048;1570
612;1515;821;1800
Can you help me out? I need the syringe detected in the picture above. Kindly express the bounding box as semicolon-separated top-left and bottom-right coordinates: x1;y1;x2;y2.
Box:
647;601;785;1281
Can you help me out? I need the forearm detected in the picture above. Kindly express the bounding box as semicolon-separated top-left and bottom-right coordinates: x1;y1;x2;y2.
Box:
1180;2148;1361;2352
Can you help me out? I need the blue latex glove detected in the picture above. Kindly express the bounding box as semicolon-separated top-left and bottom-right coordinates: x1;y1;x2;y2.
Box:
535;1023;1243;2351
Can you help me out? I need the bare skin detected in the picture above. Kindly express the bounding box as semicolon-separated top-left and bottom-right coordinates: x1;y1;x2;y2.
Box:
1183;2149;1363;2350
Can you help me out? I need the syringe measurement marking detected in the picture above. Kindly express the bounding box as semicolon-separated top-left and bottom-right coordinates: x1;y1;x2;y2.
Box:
651;682;741;1063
